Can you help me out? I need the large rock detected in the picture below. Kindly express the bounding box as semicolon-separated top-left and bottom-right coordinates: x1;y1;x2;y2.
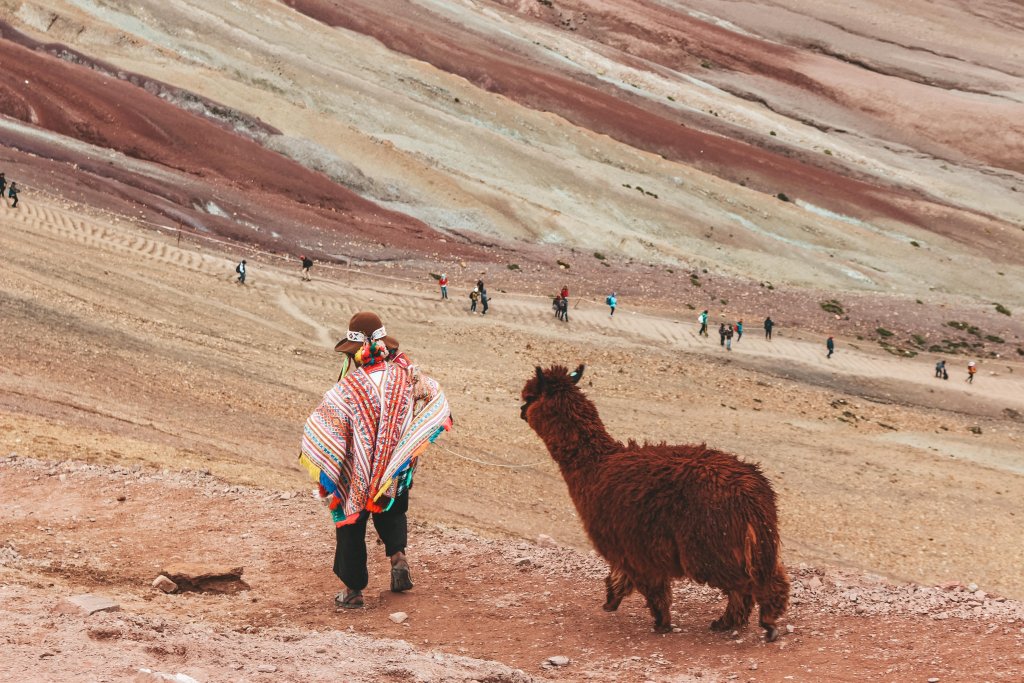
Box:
161;563;248;593
59;594;121;616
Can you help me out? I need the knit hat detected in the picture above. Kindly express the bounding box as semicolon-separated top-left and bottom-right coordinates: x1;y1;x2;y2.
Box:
334;311;399;354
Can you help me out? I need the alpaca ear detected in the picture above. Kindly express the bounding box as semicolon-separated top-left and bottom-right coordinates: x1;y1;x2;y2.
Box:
570;364;585;384
535;366;546;389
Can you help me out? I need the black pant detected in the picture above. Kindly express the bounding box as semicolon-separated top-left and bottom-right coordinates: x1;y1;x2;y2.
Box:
765;329;772;339
333;492;409;591
699;323;707;336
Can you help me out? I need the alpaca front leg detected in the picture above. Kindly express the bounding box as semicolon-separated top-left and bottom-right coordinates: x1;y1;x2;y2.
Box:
603;569;634;611
711;590;753;632
636;579;673;633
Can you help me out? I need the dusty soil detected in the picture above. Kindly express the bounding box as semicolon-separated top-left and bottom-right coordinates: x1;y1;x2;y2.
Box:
2;194;1024;681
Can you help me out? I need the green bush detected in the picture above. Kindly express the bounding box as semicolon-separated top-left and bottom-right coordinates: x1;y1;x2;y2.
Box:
820;299;844;315
877;328;894;338
507;263;520;271
995;303;1011;316
985;334;1005;343
593;252;606;260
777;192;791;202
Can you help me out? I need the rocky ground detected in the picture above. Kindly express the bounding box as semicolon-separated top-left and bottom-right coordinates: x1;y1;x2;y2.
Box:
2;194;1024;681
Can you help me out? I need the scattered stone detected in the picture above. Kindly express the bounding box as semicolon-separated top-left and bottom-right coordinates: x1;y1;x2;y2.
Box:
117;495;127;502
808;576;823;590
536;534;558;548
134;670;200;683
256;664;277;673
968;583;979;592
786;624;795;633
152;575;178;593
389;611;409;624
161;563;248;593
927;678;939;683
546;655;570;667
61;594;120;616
514;557;531;567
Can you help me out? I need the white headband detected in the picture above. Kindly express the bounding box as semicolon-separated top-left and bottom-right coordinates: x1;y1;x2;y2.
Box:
346;326;387;343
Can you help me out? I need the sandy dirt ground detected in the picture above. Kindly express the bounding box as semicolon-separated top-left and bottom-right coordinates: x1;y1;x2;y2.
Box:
2;194;1023;681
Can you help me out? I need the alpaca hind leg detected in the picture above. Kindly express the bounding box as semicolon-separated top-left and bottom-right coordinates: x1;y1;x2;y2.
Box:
603;569;634;612
711;590;753;632
636;579;673;633
755;564;791;642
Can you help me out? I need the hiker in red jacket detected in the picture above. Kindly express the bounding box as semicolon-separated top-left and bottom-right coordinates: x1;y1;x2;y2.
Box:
438;273;448;300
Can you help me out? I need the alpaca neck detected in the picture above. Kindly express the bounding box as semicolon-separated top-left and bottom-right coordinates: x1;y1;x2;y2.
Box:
535;394;619;472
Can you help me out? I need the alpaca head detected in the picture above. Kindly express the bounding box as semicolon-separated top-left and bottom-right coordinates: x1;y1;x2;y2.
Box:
520;364;584;422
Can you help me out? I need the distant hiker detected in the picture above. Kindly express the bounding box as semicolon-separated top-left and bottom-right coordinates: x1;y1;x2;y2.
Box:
719;322;726;346
438;273;449;300
736;319;744;342
7;181;18;208
0;173;6;201
480;288;490;315
764;316;774;340
557;296;569;322
469;287;479;313
300;255;314;281
299;311;451;609
606;292;617;316
725;324;734;351
698;310;709;337
826;336;835;359
967;361;977;384
236;259;247;285
560;285;569;300
935;360;946;379
476;279;486;295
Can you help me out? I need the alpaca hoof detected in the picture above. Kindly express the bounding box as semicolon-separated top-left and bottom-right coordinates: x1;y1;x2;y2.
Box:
653;623;673;634
764;626;779;643
602;601;621;612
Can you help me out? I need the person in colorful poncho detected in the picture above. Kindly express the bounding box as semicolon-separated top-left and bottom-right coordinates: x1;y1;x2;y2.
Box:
299;311;452;609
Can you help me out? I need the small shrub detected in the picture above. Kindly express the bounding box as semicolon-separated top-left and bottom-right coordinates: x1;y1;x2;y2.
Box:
689;274;701;287
911;334;927;346
777;192;791;202
622;183;632;189
537;0;553;6
667;95;676;101
820;299;844;315
720;298;728;305
947;321;969;330
876;327;894;338
645;191;659;198
916;299;923;304
928;344;943;353
823;149;832;156
967;326;980;336
985;334;1005;343
910;240;920;247
557;259;571;270
700;60;712;69
507;263;520;271
593;252;606;260
994;303;1011;316
685;303;695;309
1017;347;1024;356
769;130;777;136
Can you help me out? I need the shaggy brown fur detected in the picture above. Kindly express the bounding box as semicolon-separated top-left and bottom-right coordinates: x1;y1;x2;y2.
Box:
521;364;790;641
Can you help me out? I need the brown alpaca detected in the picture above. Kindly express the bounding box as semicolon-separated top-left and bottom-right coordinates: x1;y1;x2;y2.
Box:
521;364;790;641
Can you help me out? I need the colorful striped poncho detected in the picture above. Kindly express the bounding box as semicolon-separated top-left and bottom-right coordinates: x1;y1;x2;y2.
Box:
299;357;451;526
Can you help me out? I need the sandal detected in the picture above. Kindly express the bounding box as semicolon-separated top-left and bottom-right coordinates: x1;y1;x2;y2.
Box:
335;589;364;609
390;558;414;593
